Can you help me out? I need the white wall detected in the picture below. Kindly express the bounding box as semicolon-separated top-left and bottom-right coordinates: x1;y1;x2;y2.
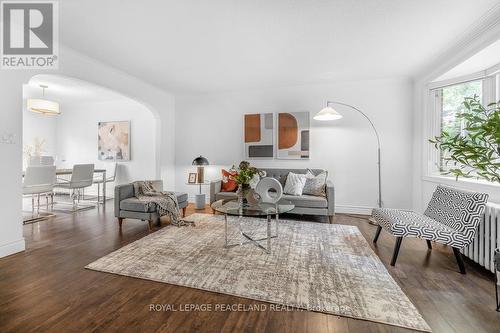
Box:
55;99;157;195
0;46;176;258
175;78;413;213
22;104;58;169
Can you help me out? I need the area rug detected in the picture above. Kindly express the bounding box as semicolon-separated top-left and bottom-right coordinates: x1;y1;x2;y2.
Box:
86;213;431;332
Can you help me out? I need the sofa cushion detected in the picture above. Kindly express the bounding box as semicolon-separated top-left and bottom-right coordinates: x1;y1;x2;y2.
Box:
260;168;324;187
303;169;328;197
282;194;328;208
215;192;327;208
215;192;238;201
120;192;188;212
120;198;156;212
284;172;307;196
175;192;189;203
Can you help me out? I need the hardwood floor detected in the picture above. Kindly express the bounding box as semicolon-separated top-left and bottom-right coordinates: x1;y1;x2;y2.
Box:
1;204;499;333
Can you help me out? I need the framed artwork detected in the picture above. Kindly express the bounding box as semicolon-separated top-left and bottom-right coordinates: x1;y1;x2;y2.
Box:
244;113;274;159
188;173;197;184
277;112;310;159
98;121;130;161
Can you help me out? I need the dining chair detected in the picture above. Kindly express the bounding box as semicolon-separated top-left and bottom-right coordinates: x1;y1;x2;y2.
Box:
29;155;55;166
92;162;117;204
54;164;95;210
23;165;57;215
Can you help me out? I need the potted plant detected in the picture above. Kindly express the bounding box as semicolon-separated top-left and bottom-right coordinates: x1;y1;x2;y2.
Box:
231;161;264;205
430;96;500;183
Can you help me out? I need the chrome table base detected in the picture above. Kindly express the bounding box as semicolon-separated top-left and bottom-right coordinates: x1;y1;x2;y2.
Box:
224;213;279;254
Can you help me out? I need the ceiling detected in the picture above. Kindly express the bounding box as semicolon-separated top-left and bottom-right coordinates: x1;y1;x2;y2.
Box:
434;38;500;81
60;0;500;94
25;75;125;105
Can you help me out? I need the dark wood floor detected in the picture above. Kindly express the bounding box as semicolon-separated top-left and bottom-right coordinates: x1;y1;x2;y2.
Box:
0;203;499;333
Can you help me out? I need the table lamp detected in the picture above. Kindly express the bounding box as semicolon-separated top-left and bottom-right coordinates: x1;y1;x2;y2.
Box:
192;156;209;183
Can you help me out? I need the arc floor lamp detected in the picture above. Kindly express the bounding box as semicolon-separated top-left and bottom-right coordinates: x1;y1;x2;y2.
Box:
314;101;382;209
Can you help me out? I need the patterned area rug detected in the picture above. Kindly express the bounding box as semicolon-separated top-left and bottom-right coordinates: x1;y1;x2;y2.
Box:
86;213;431;332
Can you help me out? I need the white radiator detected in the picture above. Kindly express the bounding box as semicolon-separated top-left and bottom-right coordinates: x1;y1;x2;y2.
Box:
461;203;500;273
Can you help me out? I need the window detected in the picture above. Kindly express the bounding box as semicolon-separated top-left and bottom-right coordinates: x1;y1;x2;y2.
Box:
438;80;483;172
441;80;482;138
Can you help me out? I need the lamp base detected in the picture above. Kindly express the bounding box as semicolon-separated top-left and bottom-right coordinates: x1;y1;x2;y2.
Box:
197;166;205;184
194;194;206;210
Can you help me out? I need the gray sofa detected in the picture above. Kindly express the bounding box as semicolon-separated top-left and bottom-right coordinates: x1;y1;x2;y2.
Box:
115;180;188;230
210;168;335;222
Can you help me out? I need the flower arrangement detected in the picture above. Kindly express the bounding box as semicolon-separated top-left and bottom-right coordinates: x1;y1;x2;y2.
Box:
23;137;47;165
230;161;264;205
230;161;264;185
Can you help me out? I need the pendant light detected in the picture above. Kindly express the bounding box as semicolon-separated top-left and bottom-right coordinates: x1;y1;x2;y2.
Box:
27;85;60;116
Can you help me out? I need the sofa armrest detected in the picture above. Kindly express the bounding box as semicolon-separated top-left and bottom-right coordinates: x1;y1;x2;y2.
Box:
210;180;222;204
114;184;134;217
326;180;335;216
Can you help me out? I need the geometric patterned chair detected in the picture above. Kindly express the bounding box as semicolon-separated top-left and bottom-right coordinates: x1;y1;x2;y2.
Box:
372;185;489;274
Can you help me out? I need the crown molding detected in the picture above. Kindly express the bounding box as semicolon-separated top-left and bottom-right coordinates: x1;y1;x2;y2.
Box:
415;3;500;84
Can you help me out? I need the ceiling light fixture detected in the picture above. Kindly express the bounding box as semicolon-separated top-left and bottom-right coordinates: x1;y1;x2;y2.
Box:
27;85;60;116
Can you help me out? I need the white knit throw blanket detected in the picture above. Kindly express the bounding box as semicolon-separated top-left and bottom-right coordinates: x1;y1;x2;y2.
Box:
133;181;192;227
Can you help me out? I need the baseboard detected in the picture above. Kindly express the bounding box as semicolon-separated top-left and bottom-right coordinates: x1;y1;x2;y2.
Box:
0;238;25;258
335;205;373;215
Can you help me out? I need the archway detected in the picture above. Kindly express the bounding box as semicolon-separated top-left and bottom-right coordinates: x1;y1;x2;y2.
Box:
23;74;161;195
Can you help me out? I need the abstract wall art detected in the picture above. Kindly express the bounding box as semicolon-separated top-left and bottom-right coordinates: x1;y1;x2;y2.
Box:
98;121;130;161
244;113;274;159
277;112;310;159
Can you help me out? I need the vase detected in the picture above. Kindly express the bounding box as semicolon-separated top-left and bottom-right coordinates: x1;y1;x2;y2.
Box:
238;184;251;206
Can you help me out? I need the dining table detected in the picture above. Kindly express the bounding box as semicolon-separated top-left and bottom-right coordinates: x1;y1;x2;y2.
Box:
54;168;108;204
22;168;108;204
22;168;107;224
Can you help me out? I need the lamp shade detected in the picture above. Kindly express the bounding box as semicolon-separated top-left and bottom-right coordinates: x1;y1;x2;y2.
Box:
313;106;342;121
192;156;209;166
27;98;60;116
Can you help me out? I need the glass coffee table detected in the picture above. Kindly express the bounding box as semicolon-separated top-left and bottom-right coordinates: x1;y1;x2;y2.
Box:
211;199;294;253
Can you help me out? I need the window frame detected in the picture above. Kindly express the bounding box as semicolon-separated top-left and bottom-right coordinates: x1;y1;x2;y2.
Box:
425;63;499;183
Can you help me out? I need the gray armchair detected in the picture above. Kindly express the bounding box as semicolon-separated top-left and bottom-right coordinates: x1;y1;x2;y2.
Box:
210;168;335;223
114;180;188;230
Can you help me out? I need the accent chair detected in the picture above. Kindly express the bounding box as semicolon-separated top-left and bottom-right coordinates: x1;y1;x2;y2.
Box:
371;185;488;274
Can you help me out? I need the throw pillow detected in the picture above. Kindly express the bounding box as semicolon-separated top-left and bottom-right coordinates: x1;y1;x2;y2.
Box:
303;169;328;197
221;169;238;192
283;172;307;196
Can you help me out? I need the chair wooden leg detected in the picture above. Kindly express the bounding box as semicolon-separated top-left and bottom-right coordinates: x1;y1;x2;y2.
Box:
390;237;403;266
426;240;432;250
373;225;382;243
182;207;186;217
118;218;124;228
148;220;153;231
212;208;215;214
328;215;334;224
452;247;466;274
